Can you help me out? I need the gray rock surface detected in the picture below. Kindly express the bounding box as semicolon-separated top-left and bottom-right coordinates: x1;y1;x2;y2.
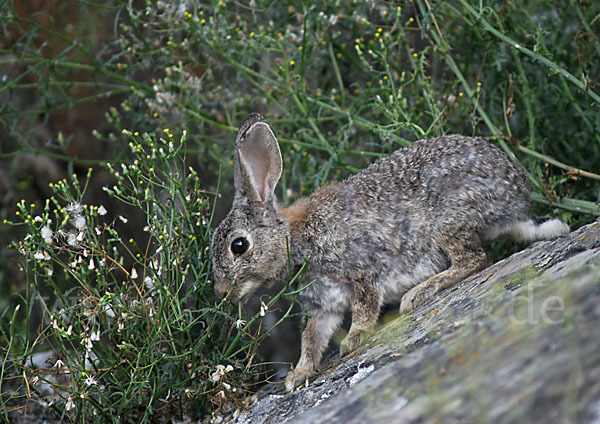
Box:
231;218;600;424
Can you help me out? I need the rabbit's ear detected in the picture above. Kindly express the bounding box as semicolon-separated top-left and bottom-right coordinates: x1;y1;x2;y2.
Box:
233;116;282;205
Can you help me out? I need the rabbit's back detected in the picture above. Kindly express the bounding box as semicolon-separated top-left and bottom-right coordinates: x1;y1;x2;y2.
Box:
346;134;529;219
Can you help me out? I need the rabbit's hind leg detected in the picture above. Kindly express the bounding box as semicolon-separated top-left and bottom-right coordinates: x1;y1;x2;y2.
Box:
399;228;490;314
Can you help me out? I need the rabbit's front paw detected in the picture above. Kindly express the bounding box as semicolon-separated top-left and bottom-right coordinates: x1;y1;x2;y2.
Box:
400;283;436;314
285;366;313;392
340;328;371;356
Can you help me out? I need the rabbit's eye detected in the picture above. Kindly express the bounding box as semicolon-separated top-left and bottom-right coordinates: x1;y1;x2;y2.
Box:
231;237;249;256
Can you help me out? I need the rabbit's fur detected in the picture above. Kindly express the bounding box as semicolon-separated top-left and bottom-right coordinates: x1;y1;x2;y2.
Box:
211;113;569;391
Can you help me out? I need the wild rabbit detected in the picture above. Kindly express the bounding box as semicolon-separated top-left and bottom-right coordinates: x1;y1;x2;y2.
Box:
211;113;569;392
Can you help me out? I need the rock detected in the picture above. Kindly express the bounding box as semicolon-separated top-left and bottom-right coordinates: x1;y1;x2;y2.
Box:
230;218;600;424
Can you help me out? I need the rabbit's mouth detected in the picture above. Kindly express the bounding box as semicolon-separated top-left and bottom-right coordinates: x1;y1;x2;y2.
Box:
237;280;262;303
215;277;261;303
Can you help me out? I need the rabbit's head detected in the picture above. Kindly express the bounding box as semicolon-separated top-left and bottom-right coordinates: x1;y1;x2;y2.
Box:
211;114;290;301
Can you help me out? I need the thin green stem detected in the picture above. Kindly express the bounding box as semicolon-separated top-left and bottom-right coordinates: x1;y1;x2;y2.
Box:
456;0;600;105
0;57;153;94
517;145;600;182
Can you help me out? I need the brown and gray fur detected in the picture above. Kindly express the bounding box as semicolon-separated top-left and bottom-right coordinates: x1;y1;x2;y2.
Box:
211;114;569;391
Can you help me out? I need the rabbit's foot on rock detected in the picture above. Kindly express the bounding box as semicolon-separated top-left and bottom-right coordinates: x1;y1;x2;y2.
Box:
399;280;439;314
285;366;314;392
340;328;372;356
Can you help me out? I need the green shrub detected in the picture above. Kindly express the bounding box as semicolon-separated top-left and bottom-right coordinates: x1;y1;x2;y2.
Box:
0;129;305;422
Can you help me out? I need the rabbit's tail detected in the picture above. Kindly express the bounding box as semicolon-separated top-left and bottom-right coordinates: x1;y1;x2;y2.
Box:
485;218;569;242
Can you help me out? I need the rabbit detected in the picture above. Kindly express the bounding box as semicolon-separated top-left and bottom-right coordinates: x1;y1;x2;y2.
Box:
211;113;569;392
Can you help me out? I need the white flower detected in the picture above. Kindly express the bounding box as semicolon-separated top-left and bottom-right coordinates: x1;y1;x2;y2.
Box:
210;368;223;383
74;216;86;230
118;215;128;223
97;205;107;216
259;301;269;317
95;226;101;235
46;268;53;276
84;376;97;386
104;304;115;318
210;364;233;383
66;325;72;336
66;202;83;215
41;226;53;243
88;259;95;270
131;267;138;279
33;250;51;261
67;232;79;247
90;330;100;341
235;319;246;329
34;216;43;223
144;276;154;290
76;231;84;242
65;396;75;411
53;359;65;369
